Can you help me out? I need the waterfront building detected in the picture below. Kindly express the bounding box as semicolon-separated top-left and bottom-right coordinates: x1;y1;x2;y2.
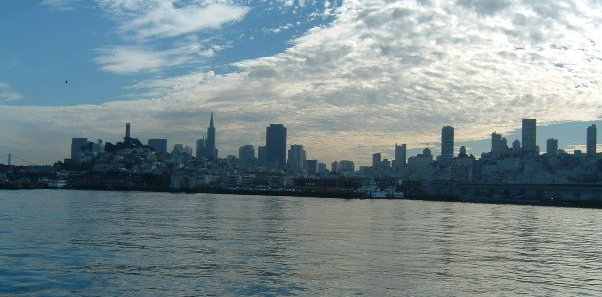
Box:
148;139;167;154
196;137;205;159
587;124;597;156
522;119;537;155
441;126;454;166
266;124;287;169
394;143;407;168
71;138;88;163
546;138;558;156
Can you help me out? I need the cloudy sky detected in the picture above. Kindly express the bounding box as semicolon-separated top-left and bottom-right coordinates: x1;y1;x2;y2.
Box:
0;0;600;165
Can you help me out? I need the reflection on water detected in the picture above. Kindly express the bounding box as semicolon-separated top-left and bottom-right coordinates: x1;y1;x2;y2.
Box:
1;190;602;296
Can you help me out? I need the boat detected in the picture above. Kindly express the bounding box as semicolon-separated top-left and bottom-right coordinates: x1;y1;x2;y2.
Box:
48;180;67;188
357;181;387;198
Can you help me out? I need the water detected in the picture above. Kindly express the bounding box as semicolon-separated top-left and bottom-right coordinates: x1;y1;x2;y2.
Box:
1;190;602;296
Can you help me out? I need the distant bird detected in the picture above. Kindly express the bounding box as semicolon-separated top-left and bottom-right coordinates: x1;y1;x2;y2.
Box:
65;80;68;84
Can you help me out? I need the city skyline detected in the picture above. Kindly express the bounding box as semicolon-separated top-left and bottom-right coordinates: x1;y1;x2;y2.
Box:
0;1;601;165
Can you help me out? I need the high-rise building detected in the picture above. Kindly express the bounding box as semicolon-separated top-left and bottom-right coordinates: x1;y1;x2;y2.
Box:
372;152;382;169
266;124;287;169
196;113;218;159
287;144;306;174
258;146;267;166
239;145;255;167
587;124;597;156
522;119;537;155
546;138;558;156
206;113;217;159
441;126;454;165
196;137;206;159
490;132;508;155
148;139;167;154
317;162;327;174
71;138;88;163
306;160;318;175
394;143;407;168
331;161;338;173
172;144;184;154
338;160;355;173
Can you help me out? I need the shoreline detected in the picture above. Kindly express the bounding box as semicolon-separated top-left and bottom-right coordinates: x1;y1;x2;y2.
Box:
3;185;602;209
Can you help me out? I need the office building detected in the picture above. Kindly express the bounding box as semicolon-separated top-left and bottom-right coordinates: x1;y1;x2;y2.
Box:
287;144;306;174
546;138;558;156
372;152;382;169
587;124;597;155
266;124;287;169
258;146;267;166
306;160;318;175
148;139;167;154
196;113;218;159
441;126;454;165
125;123;131;139
239;145;255;167
522;119;537;155
394;143;407;168
71;138;88;163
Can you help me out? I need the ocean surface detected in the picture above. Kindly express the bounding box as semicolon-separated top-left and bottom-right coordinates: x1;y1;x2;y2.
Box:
1;190;602;296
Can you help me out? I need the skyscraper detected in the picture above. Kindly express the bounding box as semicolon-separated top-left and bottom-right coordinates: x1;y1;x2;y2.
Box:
239;145;255;167
441;126;454;165
287;144;306;174
522;119;537;155
266;124;287;169
394;143;407;168
306;159;318;175
197;113;218;159
206;112;217;159
372;152;382;169
546;138;558;156
71;138;88;163
148;139;167;154
587;124;597;156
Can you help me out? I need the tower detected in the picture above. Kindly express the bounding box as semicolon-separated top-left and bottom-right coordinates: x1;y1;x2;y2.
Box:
206;112;217;159
394;143;407;168
587;124;597;156
266;124;287;169
522;119;537;156
546;138;558;156
125;123;131;139
441;126;454;165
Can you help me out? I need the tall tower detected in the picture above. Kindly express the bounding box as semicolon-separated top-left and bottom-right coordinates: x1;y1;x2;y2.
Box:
266;124;287;169
71;138;88;163
522;119;537;156
587;124;597;156
394;143;407;168
441;126;454;165
287;144;306;175
206;112;217;159
125;123;131;139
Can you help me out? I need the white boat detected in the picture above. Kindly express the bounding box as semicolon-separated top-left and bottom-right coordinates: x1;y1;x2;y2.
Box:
48;180;67;188
357;181;387;198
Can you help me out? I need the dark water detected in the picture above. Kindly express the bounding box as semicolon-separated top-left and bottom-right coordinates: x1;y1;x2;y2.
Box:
1;190;602;296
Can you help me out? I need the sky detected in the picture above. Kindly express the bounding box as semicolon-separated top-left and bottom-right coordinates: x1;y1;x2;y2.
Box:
0;0;600;166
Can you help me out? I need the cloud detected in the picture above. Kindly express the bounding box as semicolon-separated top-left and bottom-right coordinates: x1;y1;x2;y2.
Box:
3;0;602;165
95;39;222;74
97;0;250;40
40;0;81;11
0;83;23;103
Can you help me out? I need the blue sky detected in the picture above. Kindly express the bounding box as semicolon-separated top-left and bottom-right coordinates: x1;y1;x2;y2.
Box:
0;0;601;165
